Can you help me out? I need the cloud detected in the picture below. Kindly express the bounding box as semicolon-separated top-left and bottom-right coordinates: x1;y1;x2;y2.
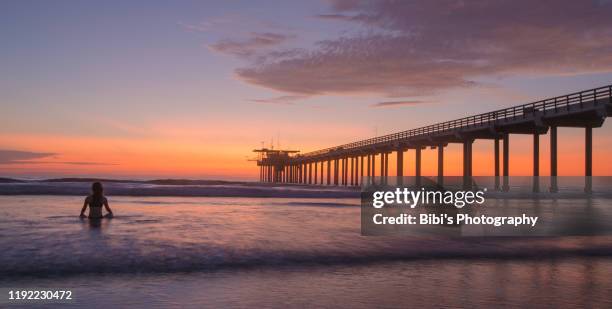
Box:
315;14;361;22
249;95;309;105
228;0;612;97
370;100;428;108
14;161;117;166
209;32;295;57
0;150;55;164
0;149;115;166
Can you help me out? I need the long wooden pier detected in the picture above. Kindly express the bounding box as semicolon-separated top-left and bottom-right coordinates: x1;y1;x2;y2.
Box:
256;85;612;192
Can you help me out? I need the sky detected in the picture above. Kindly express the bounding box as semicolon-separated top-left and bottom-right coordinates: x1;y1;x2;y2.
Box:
2;0;612;180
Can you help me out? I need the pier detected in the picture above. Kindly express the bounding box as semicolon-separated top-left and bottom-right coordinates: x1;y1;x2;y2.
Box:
255;85;612;192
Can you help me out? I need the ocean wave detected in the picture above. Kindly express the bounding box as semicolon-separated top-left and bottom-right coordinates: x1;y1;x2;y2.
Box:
0;182;359;198
2;240;612;278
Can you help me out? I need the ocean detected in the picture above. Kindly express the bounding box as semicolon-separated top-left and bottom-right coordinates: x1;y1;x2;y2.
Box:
1;180;612;307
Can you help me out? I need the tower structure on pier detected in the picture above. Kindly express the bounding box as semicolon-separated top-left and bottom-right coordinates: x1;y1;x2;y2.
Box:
253;148;299;183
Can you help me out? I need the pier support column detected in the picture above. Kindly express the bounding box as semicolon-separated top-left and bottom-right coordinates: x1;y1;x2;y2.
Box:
550;126;558;192
308;163;312;184
352;157;355;186
533;133;540;193
314;161;318;185
463;140;473;190
494;138;500;191
585;126;593;193
345;157;349;186
340;158;344;185
351;157;355;186
342;157;347;186
366;154;371;186
437;145;444;187
415;147;422;187
346;157;350;186
359;156;364;187
327;160;331;185
339;158;343;185
503;133;510;192
320;161;324;184
334;159;339;185
346;157;349;186
353;157;358;186
384;153;389;185
396;149;404;186
357;156;362;187
371;154;376;185
275;166;279;183
380;153;385;185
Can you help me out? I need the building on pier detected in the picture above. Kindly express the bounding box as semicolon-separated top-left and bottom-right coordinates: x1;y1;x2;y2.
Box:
253;148;299;183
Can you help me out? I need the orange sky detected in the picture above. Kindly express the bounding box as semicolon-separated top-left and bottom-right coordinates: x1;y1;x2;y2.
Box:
2;123;611;179
2;1;612;180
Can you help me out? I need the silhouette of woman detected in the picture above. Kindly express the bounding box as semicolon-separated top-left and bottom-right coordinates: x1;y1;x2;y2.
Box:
80;182;113;219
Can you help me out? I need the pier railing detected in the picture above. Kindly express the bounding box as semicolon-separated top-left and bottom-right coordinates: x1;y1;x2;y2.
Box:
299;85;612;158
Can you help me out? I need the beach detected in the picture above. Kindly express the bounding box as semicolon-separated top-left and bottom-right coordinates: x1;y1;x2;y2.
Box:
2;180;612;307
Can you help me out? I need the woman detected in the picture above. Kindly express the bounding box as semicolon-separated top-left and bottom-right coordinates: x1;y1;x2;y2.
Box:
80;182;113;219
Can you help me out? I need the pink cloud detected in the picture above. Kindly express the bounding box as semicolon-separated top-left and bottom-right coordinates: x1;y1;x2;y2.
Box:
370;100;429;108
224;0;612;97
209;32;295;57
249;95;309;105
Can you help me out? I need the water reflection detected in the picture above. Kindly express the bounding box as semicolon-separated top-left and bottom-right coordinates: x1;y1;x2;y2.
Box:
0;194;611;307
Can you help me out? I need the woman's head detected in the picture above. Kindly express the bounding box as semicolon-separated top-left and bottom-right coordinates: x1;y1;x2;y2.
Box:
92;182;104;197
